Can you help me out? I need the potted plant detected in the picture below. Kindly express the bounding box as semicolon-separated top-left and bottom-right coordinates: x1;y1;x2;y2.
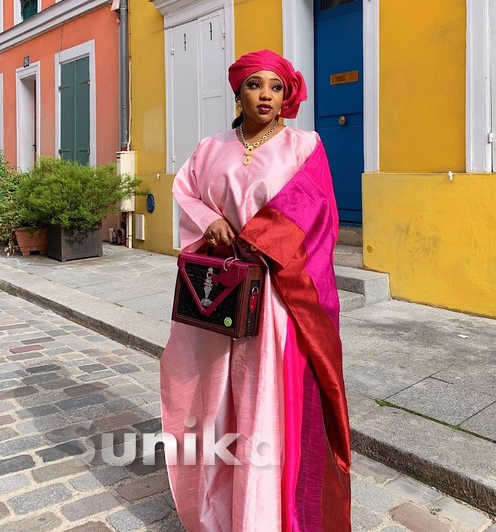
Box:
17;157;142;262
0;152;47;257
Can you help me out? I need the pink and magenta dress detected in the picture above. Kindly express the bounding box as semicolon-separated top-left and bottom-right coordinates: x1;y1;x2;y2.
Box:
160;126;351;532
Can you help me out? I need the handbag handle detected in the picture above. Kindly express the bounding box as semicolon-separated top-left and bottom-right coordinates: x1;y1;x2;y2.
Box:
223;255;240;271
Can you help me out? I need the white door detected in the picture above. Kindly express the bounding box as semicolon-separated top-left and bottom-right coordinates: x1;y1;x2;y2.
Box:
198;11;227;139
167;8;229;247
170;20;200;172
168;9;227;172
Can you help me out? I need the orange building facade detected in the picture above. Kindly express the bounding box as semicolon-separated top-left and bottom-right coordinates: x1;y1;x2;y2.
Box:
0;0;120;170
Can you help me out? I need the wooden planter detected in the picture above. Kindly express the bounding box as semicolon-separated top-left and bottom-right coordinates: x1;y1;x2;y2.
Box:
14;228;48;256
47;224;103;262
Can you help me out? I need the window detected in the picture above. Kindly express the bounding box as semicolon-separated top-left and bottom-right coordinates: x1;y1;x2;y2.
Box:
21;0;37;21
55;40;96;166
14;0;41;24
466;0;496;171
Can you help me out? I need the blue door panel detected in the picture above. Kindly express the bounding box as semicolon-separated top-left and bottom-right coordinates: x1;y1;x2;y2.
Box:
315;0;363;225
320;126;363;224
316;10;363;116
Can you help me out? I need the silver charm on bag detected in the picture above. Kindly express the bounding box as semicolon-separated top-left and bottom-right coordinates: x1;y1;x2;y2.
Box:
201;267;214;308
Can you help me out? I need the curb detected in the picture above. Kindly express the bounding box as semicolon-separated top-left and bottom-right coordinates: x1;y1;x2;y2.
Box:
0;264;168;358
351;407;496;517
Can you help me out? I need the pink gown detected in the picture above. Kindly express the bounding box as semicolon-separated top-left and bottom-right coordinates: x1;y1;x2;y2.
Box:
160;126;349;532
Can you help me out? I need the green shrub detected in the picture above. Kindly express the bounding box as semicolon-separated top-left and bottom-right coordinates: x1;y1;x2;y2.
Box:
17;157;143;231
0;153;22;246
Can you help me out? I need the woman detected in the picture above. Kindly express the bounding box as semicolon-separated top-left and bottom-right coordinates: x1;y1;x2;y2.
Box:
161;49;351;532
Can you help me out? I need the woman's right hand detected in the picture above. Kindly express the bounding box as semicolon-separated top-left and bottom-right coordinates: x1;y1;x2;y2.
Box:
204;219;236;247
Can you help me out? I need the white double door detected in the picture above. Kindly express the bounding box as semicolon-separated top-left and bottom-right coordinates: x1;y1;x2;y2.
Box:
166;8;230;248
167;9;229;174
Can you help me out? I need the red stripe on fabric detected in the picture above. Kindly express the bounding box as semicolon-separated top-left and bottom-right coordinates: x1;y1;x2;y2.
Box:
294;362;327;532
272;246;351;531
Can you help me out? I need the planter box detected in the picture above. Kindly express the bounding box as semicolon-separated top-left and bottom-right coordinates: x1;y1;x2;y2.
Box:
47;224;103;262
15;228;48;256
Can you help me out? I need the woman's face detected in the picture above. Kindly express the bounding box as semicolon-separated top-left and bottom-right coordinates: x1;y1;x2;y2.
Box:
238;70;284;126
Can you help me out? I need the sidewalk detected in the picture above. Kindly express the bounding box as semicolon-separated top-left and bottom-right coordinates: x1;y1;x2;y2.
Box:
0;244;495;517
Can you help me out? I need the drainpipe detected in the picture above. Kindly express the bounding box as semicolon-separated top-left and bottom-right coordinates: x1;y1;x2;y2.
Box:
118;0;133;247
119;0;129;151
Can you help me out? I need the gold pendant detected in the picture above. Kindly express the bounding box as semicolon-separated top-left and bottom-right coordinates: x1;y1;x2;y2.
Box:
243;145;254;165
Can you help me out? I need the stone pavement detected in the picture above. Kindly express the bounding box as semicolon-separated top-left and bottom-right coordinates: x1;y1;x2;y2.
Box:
0;245;495;517
0;291;494;531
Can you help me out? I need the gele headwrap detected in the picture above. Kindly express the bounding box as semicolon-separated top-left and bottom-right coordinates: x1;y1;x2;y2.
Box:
228;49;308;119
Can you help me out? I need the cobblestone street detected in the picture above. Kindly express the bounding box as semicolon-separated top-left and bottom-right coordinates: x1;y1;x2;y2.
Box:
0;291;494;531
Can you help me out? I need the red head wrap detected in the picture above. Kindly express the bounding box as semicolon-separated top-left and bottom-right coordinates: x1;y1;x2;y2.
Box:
228;49;307;119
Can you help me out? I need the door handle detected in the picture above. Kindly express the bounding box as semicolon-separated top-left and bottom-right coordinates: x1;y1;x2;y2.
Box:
338;116;347;126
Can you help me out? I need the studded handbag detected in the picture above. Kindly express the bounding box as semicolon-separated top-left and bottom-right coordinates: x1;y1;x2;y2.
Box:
171;249;265;338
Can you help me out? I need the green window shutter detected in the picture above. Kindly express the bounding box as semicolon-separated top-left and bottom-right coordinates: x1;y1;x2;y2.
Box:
60;57;90;165
60;62;76;161
75;57;90;165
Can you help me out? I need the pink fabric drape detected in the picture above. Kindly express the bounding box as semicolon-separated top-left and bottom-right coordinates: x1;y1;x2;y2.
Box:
161;128;350;531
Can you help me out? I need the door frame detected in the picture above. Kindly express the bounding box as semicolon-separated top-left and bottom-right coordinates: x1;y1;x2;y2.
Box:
54;40;96;166
283;0;379;170
466;0;496;172
363;0;379;172
16;62;41;171
282;0;315;131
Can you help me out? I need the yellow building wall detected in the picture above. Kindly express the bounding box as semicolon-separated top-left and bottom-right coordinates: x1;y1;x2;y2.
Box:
362;1;496;317
233;0;283;56
379;0;466;172
363;174;496;318
129;0;171;254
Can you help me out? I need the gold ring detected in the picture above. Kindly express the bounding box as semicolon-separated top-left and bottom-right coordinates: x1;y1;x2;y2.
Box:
208;238;216;244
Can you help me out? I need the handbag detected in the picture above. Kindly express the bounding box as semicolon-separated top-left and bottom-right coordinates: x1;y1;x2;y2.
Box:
171;248;265;338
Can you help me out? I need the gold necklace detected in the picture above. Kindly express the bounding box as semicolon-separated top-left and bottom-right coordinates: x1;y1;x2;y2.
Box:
239;121;278;166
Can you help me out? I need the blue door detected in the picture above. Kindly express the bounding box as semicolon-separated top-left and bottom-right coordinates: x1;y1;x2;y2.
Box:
315;0;363;225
